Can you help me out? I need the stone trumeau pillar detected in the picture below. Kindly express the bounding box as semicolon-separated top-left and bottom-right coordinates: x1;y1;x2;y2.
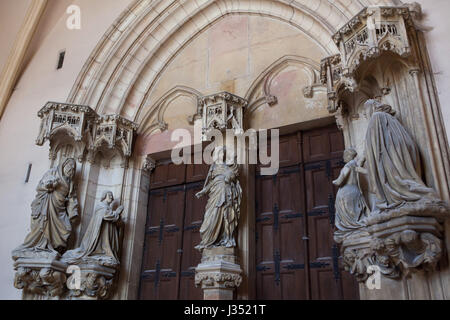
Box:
320;5;450;300
194;92;247;300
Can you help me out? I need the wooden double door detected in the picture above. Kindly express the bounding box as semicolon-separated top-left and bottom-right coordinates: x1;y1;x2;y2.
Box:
139;162;209;300
255;124;360;300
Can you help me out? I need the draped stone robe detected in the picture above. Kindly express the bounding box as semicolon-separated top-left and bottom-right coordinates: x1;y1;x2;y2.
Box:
13;163;78;256
196;163;242;250
334;159;368;242
62;202;121;267
365;110;437;212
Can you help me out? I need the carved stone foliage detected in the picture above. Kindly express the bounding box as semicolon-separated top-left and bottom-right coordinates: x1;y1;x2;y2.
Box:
36;102;137;165
321;6;419;112
142;155;156;173
199;92;248;141
341;217;443;282
67;265;116;300
195;247;242;300
14;263;67;298
195;271;242;289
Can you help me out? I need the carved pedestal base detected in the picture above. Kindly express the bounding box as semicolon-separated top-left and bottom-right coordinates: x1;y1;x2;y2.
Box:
195;247;242;300
13;252;68;298
68;264;116;300
341;216;443;283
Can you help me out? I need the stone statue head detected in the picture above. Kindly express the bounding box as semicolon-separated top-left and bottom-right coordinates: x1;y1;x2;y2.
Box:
62;158;76;179
101;191;114;205
213;146;226;164
343;148;357;163
364;99;396;118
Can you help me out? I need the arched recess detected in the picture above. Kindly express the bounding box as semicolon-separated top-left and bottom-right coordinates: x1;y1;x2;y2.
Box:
244;55;324;116
338;50;444;191
66;0;400;126
63;0;403;300
139;85;203;136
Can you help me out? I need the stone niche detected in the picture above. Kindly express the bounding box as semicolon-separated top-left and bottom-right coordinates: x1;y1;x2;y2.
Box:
13;102;137;300
321;5;450;299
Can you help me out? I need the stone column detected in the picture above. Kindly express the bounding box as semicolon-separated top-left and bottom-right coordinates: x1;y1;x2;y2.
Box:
195;247;242;300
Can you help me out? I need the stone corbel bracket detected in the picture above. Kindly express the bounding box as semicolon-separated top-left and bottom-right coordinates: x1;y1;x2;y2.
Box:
13;252;68;298
195;248;242;300
142;155;156;173
321;5;419;113
36;101;97;162
340;216;444;282
198;92;248;141
67;264;116;300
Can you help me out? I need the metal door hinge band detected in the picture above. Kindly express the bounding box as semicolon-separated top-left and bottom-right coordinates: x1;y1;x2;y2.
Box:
282;213;303;219
283;264;305;270
181;271;195;277
273;204;279;231
309;262;330;269
256;265;271;272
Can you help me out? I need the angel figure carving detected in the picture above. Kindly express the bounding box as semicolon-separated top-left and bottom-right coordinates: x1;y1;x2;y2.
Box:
195;146;242;251
333;148;369;243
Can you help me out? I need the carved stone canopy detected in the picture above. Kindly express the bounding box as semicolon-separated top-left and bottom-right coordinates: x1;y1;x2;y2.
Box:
198;92;248;141
36;102;138;165
320;5;419;112
89;114;138;163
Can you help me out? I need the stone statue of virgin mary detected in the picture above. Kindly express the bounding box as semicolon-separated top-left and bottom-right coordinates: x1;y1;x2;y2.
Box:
195;146;242;251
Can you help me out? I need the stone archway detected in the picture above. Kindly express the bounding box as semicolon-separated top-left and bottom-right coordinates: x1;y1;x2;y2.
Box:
62;0;406;300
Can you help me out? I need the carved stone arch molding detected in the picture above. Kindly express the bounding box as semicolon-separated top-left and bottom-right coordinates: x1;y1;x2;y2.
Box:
65;0;399;124
244;55;325;116
139;85;203;136
23;0;402;300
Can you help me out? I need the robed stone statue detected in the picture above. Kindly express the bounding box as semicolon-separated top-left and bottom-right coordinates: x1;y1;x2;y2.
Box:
195;146;242;250
363;99;439;214
62;191;123;267
13;158;79;258
333;148;368;242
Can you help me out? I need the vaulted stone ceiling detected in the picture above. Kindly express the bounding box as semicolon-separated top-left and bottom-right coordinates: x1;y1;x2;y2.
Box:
66;0;403;132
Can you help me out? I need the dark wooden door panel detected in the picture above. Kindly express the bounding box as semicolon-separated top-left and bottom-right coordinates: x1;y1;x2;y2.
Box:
255;174;279;300
141;163;210;301
140;185;185;300
150;163;186;189
303;125;344;163
186;163;209;183
256;166;307;300
256;125;359;300
179;182;205;300
310;268;342;300
277;133;302;168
